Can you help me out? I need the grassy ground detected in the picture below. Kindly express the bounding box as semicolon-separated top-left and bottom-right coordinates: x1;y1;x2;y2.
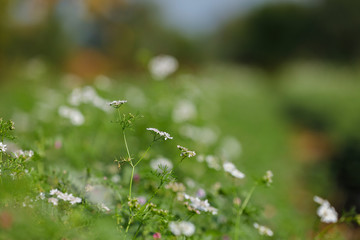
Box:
0;61;359;239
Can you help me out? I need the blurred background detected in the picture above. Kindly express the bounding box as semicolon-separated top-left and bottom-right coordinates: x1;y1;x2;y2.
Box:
0;0;360;239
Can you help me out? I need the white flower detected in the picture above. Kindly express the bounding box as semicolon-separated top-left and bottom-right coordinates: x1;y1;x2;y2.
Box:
169;221;195;237
179;125;217;146
223;162;245;179
100;203;110;212
147;128;173;140
184;194;218;215
263;170;273;186
69;196;82;205
49;189;82;205
13;150;34;159
149;55;178;80
313;196;338;223
58;106;84;126
109;100;127;108
39;192;45;200
254;223;273;236
48;197;58;206
150;157;173;172
177;145;196;158
50;189;60;196
172;100;197;123
0;142;7;152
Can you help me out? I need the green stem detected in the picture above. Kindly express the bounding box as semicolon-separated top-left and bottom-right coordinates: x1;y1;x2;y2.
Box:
132;222;143;239
134;144;152;167
126;215;134;233
234;184;257;239
315;223;336;240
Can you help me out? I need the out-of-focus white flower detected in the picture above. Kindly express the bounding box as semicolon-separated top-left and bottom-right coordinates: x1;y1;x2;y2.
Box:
137;196;147;205
48;197;58;206
205;155;221;170
169;221;195;237
69;86;111;112
58;106;84;126
49;189;82;205
184;194;218;215
253;223;273;236
147;128;173;140
0;142;7;152
166;182;186;192
313;196;338;223
109;100;127;108
149;55;178;80
179;125;217;146
150;157;173;172
94;75;112;90
223;162;245;179
196;188;206;198
263;170;273;186
50;189;60;196
39;192;45;200
217;136;242;160
172;99;197;123
100;203;110;212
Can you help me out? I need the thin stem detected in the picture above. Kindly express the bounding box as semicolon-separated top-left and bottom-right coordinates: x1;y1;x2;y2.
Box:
132;222;143;239
134;144;153;167
126;215;135;233
234;183;257;240
315;223;336;240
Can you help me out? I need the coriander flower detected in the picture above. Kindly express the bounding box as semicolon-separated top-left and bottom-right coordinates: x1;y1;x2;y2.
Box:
147;128;173;140
48;198;58;206
263;170;273;186
223;162;245;179
254;223;273;236
177;145;196;158
49;189;82;205
169;221;195;237
313;196;338;223
184;194;218;215
109;100;127;108
0;142;7;152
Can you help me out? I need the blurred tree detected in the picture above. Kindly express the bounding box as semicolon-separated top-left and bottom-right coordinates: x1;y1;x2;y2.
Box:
216;0;360;71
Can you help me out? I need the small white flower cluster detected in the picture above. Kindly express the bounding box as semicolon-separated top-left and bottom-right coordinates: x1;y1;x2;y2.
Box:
253;223;274;236
177;145;196;158
58;106;85;126
223;162;245;179
147;128;173;140
169;221;195;237
148;55;178;80
184;193;218;215
49;189;82;205
109;100;127;108
165;182;186;193
0;142;7;152
197;155;221;170
13;149;34;160
99;203;111;212
69;86;111;112
150;157;173;173
263;170;273;186
313;196;338;223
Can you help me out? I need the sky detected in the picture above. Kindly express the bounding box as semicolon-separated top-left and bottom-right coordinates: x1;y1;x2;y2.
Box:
145;0;306;35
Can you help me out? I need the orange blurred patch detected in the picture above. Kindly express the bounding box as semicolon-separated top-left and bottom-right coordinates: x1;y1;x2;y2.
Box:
0;211;13;230
65;49;112;79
